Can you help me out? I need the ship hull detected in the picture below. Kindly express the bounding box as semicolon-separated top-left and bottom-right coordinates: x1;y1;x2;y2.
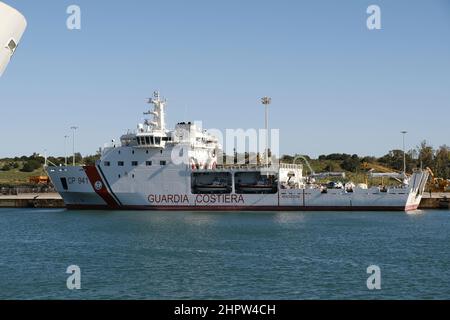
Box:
46;163;427;212
65;204;418;211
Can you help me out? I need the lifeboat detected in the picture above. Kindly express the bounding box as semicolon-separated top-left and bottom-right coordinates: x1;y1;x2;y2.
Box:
237;179;277;193
194;179;231;193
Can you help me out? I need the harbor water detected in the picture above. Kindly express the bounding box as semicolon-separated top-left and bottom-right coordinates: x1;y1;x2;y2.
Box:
0;208;449;300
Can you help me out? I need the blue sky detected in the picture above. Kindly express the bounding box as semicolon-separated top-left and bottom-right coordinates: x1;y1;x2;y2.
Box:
1;0;449;158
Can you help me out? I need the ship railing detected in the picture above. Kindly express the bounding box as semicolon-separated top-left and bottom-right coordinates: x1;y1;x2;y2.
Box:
279;163;303;170
213;163;302;171
215;164;278;171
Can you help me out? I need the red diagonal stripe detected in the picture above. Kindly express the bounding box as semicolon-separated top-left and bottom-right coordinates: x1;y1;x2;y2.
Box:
83;166;120;209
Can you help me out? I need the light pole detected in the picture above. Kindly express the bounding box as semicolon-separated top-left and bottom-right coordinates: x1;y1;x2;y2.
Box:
71;126;78;166
43;149;47;167
64;135;69;166
401;131;407;174
261;97;272;167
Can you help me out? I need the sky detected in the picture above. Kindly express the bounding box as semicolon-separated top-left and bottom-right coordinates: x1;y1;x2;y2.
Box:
1;0;449;158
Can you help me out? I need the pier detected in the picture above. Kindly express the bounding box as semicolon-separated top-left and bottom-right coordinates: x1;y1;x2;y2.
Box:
1;193;449;210
420;193;450;210
0;193;64;208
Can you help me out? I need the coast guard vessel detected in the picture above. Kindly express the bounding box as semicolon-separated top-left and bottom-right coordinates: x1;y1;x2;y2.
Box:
46;92;429;211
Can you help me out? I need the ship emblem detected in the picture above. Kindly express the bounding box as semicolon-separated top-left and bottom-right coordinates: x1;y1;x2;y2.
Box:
94;181;103;191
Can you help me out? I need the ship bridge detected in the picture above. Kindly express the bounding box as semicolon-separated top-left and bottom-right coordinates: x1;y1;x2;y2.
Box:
128;91;170;149
117;91;220;152
100;91;221;171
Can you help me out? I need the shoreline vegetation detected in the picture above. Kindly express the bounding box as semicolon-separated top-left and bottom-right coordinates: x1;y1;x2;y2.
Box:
1;141;449;188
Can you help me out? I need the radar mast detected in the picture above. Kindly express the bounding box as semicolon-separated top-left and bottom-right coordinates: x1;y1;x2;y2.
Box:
144;91;167;132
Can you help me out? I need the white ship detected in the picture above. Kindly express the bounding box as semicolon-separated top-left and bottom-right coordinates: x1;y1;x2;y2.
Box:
0;1;27;76
46;92;429;212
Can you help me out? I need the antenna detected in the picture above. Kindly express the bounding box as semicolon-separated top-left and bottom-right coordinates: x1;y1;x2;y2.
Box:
144;91;167;131
70;126;78;166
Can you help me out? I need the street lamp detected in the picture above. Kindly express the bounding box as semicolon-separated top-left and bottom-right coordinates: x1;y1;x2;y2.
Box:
261;97;272;167
64;135;69;166
401;131;407;174
71;126;78;166
39;149;57;167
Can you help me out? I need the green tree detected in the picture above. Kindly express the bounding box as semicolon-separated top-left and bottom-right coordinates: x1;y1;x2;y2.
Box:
20;160;41;172
434;145;450;179
417;140;434;169
324;162;338;172
83;154;101;166
378;150;414;172
281;155;294;163
341;154;360;172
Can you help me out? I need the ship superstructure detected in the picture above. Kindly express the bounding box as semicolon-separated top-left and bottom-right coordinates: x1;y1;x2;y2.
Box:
46;92;429;211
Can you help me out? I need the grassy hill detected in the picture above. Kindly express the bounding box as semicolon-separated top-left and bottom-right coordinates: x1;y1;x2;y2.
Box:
0;153;99;187
0;159;47;186
296;158;384;185
0;167;47;186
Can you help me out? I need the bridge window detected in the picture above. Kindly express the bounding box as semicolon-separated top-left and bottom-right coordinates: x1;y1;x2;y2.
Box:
155;137;161;145
145;136;150;144
150;136;154;144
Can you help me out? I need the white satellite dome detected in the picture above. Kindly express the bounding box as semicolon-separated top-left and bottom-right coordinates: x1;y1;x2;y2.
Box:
0;1;27;77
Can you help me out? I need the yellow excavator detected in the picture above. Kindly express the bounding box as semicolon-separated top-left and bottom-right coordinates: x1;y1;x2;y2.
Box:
426;168;449;192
